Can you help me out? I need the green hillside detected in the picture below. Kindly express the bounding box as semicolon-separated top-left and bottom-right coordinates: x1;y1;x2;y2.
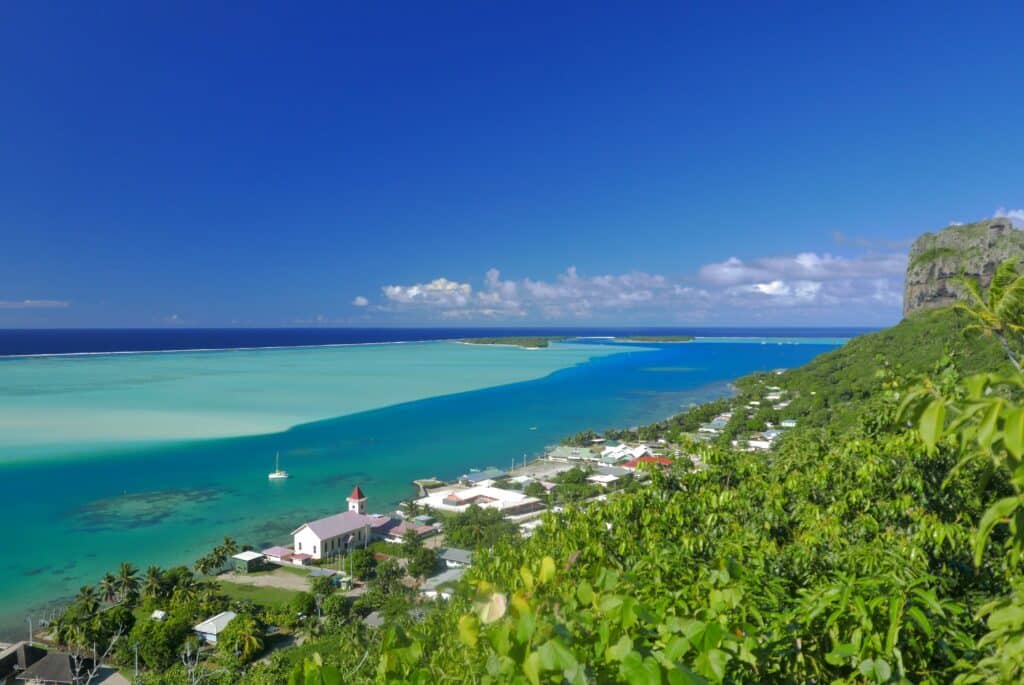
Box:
739;307;1007;430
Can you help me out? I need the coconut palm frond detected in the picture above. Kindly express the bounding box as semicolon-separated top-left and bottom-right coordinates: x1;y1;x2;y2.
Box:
954;301;997;329
953;272;988;309
988;257;1021;305
994;272;1024;330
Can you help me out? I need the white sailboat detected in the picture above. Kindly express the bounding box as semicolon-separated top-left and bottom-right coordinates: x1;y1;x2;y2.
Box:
268;452;289;480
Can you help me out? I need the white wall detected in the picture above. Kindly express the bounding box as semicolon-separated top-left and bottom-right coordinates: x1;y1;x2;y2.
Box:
293;526;323;560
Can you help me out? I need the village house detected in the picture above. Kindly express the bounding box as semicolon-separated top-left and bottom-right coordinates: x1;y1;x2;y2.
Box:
384;519;437;544
194;611;236;644
547;445;595;462
623;455;673;471
438;547;473;569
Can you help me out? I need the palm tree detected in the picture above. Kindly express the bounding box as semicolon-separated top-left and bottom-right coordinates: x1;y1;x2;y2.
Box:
194;555;215;576
75;585;100;614
99;573;117;604
955;258;1024;371
221;536;239;556
116;562;140;603
210;546;228;572
142;565;163;601
222;614;264;663
172;577;199;606
50;611;77;646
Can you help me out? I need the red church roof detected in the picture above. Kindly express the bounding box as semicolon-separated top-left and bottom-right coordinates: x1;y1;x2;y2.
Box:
624;456;673;469
349;485;366;500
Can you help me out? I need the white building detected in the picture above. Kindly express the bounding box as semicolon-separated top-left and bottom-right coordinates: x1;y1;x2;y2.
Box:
415;485;543;518
291;486;397;560
600;444;651;463
194;611;236;644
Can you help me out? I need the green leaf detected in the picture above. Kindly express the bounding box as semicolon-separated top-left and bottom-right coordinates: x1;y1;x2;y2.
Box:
974;496;1023;566
576;581;594;605
620;652;662;685
606;634;633;662
539;556;556;584
918;399;945;450
694;648;730;683
522;651;541;685
825;643;859;665
885;596;903;654
976;400;1002;449
906;606;933;638
1007;407;1024;458
664;636;691;661
320;665;343;685
458;615;479;648
519;566;534;591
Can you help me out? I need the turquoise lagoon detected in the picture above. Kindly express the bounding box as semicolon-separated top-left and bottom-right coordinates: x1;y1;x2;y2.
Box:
0;337;842;638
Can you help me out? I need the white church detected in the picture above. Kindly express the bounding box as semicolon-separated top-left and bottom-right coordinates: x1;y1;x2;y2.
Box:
290;485;397;560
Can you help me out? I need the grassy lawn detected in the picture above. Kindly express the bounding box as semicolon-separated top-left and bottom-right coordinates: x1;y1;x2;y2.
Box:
367;540;405;557
243;564;310;577
216;581;301;609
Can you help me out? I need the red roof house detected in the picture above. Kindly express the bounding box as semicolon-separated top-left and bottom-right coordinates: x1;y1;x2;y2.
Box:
623;455;673;470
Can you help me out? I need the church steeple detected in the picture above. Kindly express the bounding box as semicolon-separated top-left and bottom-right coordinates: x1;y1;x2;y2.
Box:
347;485;367;514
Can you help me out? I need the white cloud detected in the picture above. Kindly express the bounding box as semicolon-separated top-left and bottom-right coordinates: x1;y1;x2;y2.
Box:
0;299;69;309
382;277;473;308
352;296;369;307
699;252;904;286
362;247;907;324
994;207;1024;229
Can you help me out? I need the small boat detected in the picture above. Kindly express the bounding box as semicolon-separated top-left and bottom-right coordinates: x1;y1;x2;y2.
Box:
268;452;289;480
529;426;538;431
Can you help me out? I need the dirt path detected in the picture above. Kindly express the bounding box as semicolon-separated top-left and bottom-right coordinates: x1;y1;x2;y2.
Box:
220;568;311;592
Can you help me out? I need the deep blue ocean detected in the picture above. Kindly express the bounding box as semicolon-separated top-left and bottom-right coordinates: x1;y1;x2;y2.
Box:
0;326;873;356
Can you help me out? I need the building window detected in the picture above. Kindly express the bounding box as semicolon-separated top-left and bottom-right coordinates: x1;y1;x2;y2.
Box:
297;542;302;551
313;545;317;555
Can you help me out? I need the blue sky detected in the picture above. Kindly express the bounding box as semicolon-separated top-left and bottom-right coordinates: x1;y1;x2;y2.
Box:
2;2;1023;328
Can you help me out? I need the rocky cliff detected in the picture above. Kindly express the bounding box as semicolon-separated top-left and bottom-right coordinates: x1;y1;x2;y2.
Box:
903;218;1024;316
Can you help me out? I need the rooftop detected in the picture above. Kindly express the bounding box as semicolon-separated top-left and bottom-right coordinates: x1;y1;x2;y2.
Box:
460;467;507;483
194;611;236;635
232;550;263;562
438;547;473;565
422;567;466;591
294;510;396;540
624;455;673;469
262;545;292;557
17;652;83;684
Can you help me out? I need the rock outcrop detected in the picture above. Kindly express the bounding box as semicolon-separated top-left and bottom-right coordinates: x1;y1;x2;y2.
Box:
903;218;1024;317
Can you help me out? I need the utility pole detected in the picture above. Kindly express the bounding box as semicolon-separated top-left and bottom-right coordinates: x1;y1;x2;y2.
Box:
134;642;140;683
